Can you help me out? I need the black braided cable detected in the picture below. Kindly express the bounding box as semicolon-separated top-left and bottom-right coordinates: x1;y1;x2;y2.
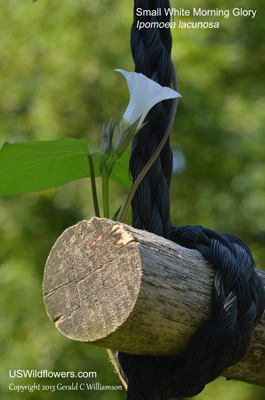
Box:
129;0;173;238
167;226;265;397
115;1;265;399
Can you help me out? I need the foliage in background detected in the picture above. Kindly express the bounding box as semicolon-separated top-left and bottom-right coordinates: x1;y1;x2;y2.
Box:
0;0;264;399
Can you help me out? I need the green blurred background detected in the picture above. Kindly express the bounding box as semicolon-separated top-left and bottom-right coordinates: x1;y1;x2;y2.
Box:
0;0;264;399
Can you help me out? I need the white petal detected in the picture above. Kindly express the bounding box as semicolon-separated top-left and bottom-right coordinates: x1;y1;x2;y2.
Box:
115;69;181;127
115;69;147;124
147;84;181;110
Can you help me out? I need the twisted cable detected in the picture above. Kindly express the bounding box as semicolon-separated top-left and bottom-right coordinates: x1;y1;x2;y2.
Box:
129;0;173;238
115;1;265;399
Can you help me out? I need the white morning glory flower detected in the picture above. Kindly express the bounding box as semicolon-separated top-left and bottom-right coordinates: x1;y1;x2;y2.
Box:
115;68;181;129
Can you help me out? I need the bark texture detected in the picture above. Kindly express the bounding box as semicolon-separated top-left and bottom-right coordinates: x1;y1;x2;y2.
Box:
43;217;265;387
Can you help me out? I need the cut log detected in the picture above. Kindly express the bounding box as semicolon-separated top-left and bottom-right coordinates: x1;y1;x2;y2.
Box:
43;217;265;387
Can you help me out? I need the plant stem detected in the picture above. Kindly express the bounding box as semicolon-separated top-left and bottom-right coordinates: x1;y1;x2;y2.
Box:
101;153;120;219
101;171;110;219
88;153;100;218
106;349;128;390
119;61;179;223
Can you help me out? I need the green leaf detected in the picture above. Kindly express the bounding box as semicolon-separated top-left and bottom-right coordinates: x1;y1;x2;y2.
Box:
0;138;131;196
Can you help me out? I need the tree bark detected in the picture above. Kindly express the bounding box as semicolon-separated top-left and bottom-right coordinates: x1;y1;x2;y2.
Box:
43;217;265;387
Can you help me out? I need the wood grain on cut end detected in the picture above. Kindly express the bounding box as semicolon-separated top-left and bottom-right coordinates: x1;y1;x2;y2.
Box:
43;217;215;354
43;217;142;342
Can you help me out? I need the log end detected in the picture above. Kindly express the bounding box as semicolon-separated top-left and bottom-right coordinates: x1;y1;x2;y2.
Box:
43;217;142;343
